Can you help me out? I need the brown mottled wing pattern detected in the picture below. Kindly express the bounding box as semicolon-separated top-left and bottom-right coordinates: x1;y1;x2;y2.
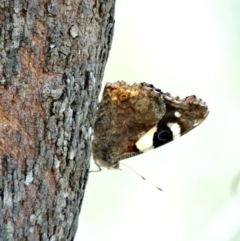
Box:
92;81;209;169
162;94;208;136
92;81;166;168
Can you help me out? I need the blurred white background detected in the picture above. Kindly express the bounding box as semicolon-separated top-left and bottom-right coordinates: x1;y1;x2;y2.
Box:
76;0;240;240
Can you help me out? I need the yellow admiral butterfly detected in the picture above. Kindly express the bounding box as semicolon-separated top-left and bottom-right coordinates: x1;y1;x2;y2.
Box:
92;81;209;169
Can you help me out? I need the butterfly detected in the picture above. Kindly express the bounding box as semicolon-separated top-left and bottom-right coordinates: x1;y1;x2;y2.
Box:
92;81;209;169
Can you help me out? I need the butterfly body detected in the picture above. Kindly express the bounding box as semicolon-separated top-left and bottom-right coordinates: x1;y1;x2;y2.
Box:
92;81;209;169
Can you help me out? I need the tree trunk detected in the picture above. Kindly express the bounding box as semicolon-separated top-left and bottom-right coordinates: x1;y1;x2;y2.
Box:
0;0;115;240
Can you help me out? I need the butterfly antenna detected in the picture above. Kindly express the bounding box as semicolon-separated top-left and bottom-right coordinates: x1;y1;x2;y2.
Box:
121;162;163;191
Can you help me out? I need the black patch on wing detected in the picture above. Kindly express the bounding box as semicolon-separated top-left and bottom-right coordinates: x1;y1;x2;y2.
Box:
153;108;180;148
153;125;173;148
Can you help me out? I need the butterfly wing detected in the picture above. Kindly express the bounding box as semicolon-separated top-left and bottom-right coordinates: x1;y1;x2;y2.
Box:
92;81;209;169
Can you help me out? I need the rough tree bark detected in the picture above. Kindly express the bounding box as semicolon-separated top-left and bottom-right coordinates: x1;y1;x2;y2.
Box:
0;0;115;240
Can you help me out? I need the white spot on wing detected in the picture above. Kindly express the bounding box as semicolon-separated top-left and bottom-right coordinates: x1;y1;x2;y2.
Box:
167;122;181;140
135;125;157;152
174;111;181;118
